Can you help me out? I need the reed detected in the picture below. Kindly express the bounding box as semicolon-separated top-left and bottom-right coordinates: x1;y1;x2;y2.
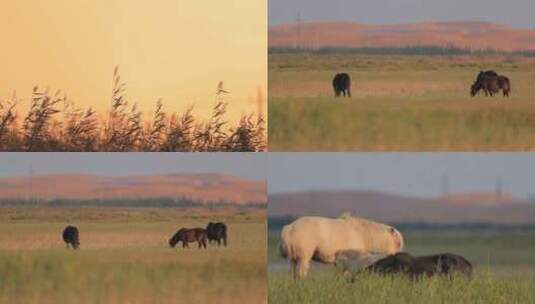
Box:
0;67;266;152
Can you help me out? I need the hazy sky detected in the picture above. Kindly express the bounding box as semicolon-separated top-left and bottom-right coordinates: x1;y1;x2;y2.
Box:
268;153;535;198
0;153;267;181
269;0;535;28
0;1;266;121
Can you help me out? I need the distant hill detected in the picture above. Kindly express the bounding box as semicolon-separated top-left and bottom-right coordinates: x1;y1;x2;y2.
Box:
269;190;535;224
269;21;535;52
0;174;266;204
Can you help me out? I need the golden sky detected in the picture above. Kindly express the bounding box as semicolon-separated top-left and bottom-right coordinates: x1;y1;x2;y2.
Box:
0;0;266;121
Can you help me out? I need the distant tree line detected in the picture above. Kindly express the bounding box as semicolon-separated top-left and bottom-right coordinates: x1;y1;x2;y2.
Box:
267;216;535;231
0;197;267;209
269;46;535;57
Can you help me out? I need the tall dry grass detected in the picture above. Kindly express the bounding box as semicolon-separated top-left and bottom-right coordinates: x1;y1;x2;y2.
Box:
0;209;267;304
269;54;535;151
0;67;266;152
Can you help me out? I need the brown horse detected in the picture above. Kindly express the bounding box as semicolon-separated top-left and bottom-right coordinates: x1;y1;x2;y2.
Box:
169;228;208;249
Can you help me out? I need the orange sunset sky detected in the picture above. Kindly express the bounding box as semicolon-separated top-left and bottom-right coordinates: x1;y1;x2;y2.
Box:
0;1;266;121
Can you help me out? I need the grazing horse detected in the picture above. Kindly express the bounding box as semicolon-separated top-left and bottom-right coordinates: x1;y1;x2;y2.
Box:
365;252;472;279
471;70;500;96
169;228;208;249
471;70;511;97
206;222;227;247
332;73;351;97
62;225;80;249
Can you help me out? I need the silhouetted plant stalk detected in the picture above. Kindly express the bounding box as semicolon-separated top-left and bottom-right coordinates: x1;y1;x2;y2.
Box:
22;86;63;151
0;68;266;152
0;93;17;150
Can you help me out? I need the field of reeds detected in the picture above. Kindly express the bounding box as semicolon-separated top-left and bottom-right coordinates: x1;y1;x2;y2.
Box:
268;226;535;303
268;53;535;151
0;68;265;152
0;207;267;304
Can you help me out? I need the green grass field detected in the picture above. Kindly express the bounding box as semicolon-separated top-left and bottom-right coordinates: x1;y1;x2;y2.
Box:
0;208;267;304
268;228;535;303
269;54;535;151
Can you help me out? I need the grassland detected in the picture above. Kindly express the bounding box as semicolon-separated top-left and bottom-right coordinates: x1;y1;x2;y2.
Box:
0;208;266;304
268;228;535;303
269;53;535;151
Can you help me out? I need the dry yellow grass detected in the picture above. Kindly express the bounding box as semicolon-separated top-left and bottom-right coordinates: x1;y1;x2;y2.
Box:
269;54;535;151
0;207;266;304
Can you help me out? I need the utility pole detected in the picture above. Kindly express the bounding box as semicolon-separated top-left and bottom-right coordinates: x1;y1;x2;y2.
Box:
440;173;449;196
295;11;302;49
495;176;503;201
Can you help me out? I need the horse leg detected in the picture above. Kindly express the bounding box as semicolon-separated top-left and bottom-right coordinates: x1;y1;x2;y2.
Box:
347;88;351;98
223;235;227;247
290;259;298;280
296;255;312;279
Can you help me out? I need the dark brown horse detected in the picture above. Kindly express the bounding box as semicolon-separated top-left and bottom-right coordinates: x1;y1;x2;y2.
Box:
471;70;499;96
332;73;351;97
169;228;208;249
471;70;511;97
365;252;472;279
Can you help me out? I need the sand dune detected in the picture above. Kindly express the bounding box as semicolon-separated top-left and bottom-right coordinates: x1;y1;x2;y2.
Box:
269;21;535;51
0;173;266;204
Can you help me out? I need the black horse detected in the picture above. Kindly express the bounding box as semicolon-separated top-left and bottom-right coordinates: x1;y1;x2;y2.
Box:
206;222;227;247
332;73;351;97
62;225;80;249
365;252;472;279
